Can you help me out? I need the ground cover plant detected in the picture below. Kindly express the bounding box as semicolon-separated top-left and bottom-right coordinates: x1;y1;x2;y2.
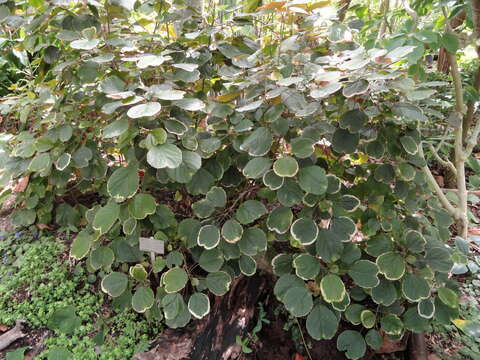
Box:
0;229;160;359
0;0;479;359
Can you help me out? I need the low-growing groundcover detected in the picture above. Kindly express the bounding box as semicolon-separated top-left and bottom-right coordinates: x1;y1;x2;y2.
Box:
0;230;160;359
0;0;476;358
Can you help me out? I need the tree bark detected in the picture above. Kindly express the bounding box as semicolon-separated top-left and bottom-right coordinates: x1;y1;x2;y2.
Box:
437;10;466;74
408;333;428;360
337;0;352;22
135;275;268;360
463;0;480;142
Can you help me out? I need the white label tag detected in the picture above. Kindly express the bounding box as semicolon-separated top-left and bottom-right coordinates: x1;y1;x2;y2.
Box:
139;237;165;254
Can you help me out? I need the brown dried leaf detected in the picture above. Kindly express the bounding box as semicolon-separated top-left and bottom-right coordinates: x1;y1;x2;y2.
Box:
13;176;29;193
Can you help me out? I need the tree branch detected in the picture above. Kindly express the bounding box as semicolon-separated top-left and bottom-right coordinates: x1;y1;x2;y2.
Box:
463;0;480;142
418;143;459;219
465;118;480;158
427;143;457;176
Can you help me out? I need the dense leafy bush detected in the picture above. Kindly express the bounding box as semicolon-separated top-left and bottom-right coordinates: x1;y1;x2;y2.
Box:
0;1;464;358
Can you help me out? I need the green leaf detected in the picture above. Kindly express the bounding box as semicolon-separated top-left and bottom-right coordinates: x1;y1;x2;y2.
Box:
348;260;379;288
127;102;161;118
438;287;458;308
277;178;304;207
365;330;382;350
29;153;51;172
366;234;394;257
103;118;129;138
147;144;183;169
425;247;453;273
236;200;267;224
90;246;114;270
376;252;406;280
70;230;92;260
47;347;73;360
101;272;128;297
129;264;148;281
47;306;81;335
405;230;426;253
163;267;188;293
272;254;293;276
221;219;243;243
291;138;314;158
332;129;359;154
380;314;403;335
291;217;318;245
402;273;430;302
206;271;232;296
173;98;206;111
55;153;71;171
441;33;459;53
242;157;272;179
345;304;364;325
418;298;435;319
400;136;418;155
274;274;304;300
267;206;293;234
93;201;120;234
238;227;267;256
152;89;185;100
360;310;376;328
336;195;360;212
199;248;224;272
306;304;339;340
188;293;210;319
132;286;154;313
293;254;320;280
340;109;368;133
283;286;313;317
71;38;100;50
197;224;221;250
393;102;427;122
320;274;346;303
263;170;284;190
240;127;273;156
107;165;139;202
162;293;184;319
343;79;369;98
206;187;227;208
273;156;299;177
372;278;397;306
128;194;156;219
123;217;137;235
337;330;366;360
192;199;215;218
239;254;257;276
298;166;328;195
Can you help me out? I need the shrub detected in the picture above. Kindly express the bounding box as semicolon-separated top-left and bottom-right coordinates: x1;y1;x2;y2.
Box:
0;1;461;358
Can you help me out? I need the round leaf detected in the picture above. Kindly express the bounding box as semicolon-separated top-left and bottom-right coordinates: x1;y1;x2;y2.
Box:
101;272;128;297
291;217;318;245
132;286;154;313
188;293;210;319
163;267;188;293
127;102;161;118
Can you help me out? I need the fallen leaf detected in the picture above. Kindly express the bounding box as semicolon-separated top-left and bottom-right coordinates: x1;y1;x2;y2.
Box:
376;331;406;353
13;176;29;193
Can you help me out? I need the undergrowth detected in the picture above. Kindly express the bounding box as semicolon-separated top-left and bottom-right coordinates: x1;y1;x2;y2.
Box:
0;230;160;359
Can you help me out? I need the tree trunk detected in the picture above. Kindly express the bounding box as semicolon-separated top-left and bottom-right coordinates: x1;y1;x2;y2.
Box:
135;275;268;360
408;333;428;360
437;10;466;74
337;0;352;22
